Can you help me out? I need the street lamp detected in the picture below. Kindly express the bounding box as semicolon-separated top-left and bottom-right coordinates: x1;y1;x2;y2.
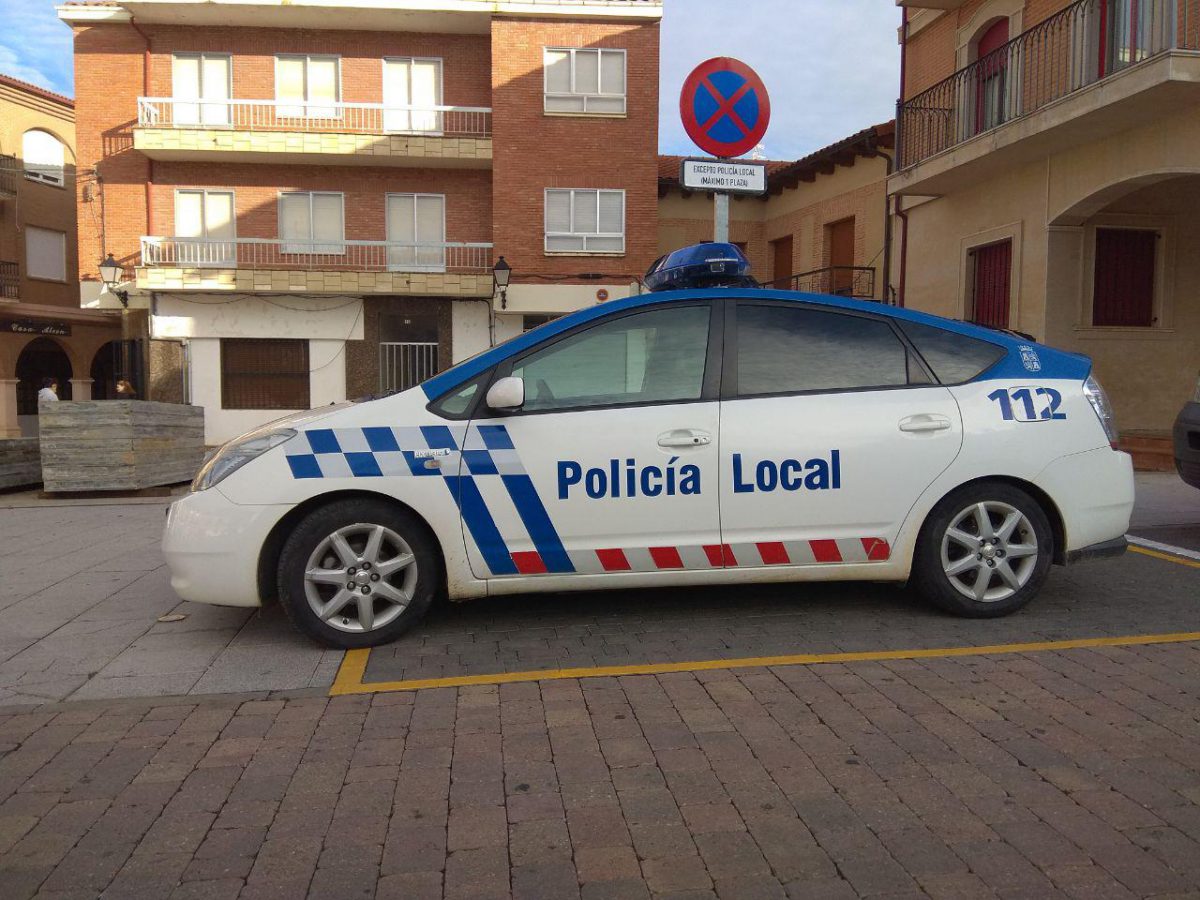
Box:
493;256;512;310
99;254;129;308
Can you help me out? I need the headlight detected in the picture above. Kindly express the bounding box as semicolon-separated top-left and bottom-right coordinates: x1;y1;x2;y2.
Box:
1083;375;1119;449
192;429;296;492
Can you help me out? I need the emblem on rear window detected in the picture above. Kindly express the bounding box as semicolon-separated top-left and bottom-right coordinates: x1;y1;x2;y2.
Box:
1018;345;1042;372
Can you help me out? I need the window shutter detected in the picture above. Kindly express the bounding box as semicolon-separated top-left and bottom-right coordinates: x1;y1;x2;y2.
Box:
1093;228;1155;326
279;193;311;252
204;192;234;240
545;50;571;93
308;58;338;110
25;227;66;282
221;339;310;410
410;60;440;130
574;50;600;95
598;192;623;234
970;240;1012;329
546;191;572;233
600;51;625;94
311;193;344;253
574;190;599;235
276;56;305;111
416;195;444;243
174;191;204;239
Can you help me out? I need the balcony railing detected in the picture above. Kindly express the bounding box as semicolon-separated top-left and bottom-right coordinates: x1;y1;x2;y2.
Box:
1;261;18;299
137;98;493;138
899;0;1197;168
139;237;494;273
0;156;17;196
772;266;877;299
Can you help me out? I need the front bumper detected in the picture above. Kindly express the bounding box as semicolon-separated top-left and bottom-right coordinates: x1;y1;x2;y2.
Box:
162;488;289;607
1173;402;1200;489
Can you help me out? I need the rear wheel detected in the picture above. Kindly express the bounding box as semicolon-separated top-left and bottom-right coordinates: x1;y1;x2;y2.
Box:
278;499;439;648
913;482;1053;618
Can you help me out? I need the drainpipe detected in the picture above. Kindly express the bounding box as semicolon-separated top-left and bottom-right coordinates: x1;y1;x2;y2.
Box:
896;6;910;307
862;142;894;304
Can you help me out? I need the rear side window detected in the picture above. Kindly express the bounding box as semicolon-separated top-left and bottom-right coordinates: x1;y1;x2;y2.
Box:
898;320;1006;384
736;304;923;396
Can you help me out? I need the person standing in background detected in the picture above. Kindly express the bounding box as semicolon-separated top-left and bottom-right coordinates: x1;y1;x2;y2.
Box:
116;378;137;399
37;378;59;403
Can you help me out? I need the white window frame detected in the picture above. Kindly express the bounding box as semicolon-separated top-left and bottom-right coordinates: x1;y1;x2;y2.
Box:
544;188;625;255
171;52;233;127
386;192;447;273
171;189;237;267
274;54;342;119
382;57;445;134
22;130;66;188
24;226;67;282
278;191;346;256
543;47;627;115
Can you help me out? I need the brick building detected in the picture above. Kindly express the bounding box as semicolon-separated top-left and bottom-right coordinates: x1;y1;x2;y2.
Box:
59;0;661;444
892;0;1200;450
0;73;120;439
658;123;896;301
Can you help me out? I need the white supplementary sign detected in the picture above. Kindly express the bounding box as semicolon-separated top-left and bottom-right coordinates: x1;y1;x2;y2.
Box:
681;160;768;195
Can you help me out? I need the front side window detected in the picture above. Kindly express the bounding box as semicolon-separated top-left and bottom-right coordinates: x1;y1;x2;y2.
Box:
25;226;66;282
512;305;710;413
22;130;65;187
735;304;920;397
280;192;344;255
221;338;310;410
544;48;627;114
276;55;340;117
545;189;624;254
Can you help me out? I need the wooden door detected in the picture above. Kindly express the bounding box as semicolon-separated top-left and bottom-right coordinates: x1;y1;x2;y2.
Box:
771;235;793;287
828;218;855;294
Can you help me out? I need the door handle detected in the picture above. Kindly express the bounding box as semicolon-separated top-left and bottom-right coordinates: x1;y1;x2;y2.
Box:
657;429;712;448
899;414;952;433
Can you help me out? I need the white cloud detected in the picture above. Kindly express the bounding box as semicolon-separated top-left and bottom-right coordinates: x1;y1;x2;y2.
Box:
0;0;74;96
660;0;900;159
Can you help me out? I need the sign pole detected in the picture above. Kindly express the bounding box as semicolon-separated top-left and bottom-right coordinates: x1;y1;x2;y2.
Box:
714;192;730;243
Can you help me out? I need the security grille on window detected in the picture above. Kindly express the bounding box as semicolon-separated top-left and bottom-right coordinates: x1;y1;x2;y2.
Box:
545;189;625;254
221;339;310;410
280;192;345;255
544;48;626;114
276;55;340;118
25;227;66;282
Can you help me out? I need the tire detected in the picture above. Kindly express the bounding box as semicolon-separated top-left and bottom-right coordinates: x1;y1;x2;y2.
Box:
912;481;1054;618
277;498;440;649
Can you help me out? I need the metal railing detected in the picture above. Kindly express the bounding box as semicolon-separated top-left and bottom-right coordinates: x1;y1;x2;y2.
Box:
773;266;877;299
0;156;17;196
899;0;1197;168
137;98;492;138
0;261;17;299
139;237;494;273
380;342;439;394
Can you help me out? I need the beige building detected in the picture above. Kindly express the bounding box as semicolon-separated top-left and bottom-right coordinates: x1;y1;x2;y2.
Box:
893;0;1200;457
0;73;120;438
658;123;896;300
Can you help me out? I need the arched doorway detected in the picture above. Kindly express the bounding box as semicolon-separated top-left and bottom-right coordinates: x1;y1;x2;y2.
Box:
16;338;72;434
90;340;122;401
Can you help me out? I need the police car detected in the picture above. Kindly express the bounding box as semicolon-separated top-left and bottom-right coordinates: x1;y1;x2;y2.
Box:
163;243;1135;649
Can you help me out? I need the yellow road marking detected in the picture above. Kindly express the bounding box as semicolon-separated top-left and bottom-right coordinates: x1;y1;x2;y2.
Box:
329;631;1200;696
1130;545;1200;569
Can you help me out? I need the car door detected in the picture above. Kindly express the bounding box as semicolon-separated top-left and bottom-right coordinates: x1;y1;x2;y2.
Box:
458;301;724;580
718;299;963;568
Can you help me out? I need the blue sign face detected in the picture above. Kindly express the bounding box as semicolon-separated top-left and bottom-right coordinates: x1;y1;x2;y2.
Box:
680;57;772;158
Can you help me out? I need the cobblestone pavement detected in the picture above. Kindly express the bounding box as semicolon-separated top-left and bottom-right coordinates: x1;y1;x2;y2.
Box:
2;640;1200;899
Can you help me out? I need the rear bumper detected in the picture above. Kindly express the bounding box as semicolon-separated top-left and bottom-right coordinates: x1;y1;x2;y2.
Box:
1065;535;1128;565
1174;402;1200;489
1033;447;1135;556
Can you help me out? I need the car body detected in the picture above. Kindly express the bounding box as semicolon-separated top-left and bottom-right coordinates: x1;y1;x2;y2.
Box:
1174;379;1200;488
164;279;1134;648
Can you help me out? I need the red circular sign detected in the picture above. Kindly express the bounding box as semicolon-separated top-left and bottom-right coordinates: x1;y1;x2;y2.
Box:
680;57;771;159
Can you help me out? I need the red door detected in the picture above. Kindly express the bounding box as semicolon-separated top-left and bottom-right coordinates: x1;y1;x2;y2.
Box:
971;240;1012;329
975;19;1010;134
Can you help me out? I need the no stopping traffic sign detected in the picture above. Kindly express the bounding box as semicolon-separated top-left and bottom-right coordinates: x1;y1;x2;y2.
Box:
680;57;771;159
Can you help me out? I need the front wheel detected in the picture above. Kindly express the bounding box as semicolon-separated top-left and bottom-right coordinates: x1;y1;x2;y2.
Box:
912;482;1054;618
278;499;439;648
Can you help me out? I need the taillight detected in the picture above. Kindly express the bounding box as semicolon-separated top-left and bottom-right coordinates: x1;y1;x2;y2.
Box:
1083;375;1119;450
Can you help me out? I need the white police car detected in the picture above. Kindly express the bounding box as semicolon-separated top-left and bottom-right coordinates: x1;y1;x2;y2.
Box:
164;243;1135;649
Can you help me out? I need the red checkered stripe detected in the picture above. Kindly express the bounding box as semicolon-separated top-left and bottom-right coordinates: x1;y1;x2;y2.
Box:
508;538;890;575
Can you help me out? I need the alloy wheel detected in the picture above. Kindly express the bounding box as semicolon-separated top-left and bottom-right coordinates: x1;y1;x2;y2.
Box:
303;523;418;634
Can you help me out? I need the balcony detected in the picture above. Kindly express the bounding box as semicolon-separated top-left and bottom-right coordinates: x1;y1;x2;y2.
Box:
894;0;1200;195
0;156;17;199
771;266;877;300
136;237;494;296
134;99;493;168
1;261;17;300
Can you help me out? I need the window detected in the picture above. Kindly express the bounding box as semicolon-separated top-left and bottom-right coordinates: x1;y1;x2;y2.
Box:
1093;227;1156;326
974;19;1010;135
172;53;231;126
22;130;65;186
544;48;626;114
386;193;445;271
25;227;66;282
736;304;917;397
173;190;235;266
969;239;1012;329
276;55;340;117
279;192;344;254
221;339;310;410
523;315;556;333
512;305;710;412
899;320;1005;384
383;57;443;132
545;189;624;254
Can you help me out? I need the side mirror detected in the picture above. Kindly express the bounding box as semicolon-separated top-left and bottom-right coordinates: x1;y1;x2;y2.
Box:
485;376;525;412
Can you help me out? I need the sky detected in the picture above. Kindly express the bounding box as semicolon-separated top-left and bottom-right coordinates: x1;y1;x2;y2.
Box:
0;0;902;161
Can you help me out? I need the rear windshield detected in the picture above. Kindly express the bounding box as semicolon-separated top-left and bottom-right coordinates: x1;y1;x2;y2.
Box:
898;320;1006;385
